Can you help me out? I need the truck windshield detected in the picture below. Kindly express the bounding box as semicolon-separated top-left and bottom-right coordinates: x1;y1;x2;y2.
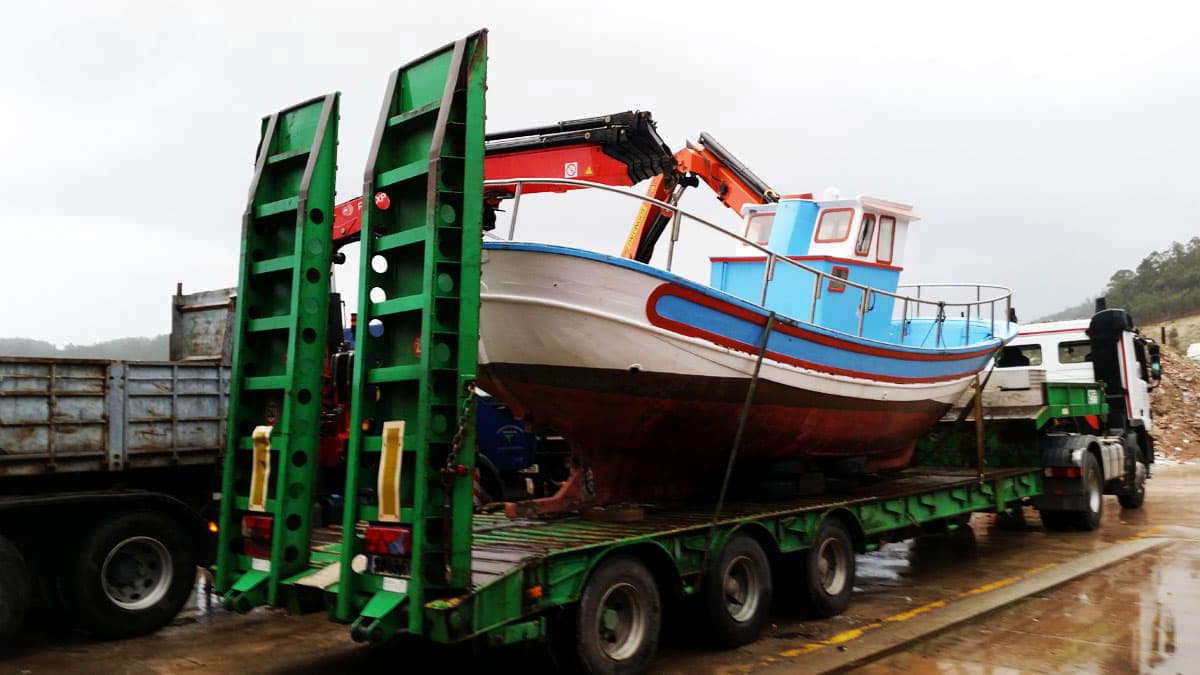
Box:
996;344;1042;367
1058;340;1091;364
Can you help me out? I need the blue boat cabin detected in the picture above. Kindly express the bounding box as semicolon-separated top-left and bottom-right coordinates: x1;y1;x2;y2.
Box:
709;195;917;341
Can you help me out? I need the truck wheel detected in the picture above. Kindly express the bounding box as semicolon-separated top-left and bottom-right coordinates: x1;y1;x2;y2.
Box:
562;555;661;673
699;533;772;649
1118;462;1147;510
64;511;196;639
799;517;855;618
1072;454;1103;531
0;535;30;642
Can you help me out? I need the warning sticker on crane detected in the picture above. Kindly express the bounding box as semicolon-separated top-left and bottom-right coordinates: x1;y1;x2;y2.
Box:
564;161;578;178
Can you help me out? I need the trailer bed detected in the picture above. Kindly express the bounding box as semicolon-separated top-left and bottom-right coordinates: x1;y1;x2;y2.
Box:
463;466;1035;587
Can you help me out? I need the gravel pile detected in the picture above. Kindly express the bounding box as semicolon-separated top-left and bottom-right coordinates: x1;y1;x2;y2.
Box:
1151;346;1200;462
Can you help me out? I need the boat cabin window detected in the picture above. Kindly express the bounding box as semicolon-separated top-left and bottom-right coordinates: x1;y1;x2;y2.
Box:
996;344;1042;367
1058;340;1092;364
854;214;876;256
743;212;775;246
877;216;895;264
814;208;854;243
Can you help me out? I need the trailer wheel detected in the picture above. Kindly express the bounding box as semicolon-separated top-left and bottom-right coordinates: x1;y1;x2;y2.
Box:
64;511;196;638
563;555;661;673
699;533;772;649
1073;454;1104;531
0;535;30;642
799;517;855;618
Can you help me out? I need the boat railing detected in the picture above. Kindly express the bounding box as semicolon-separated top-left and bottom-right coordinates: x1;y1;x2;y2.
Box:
485;178;1013;343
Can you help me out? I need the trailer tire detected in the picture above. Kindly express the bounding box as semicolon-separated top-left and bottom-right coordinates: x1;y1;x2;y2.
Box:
799;517;855;618
64;511;196;639
563;554;661;673
0;535;30;642
699;534;772;649
1073;454;1103;531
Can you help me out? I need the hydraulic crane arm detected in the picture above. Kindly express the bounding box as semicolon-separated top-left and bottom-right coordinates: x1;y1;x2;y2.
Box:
329;112;779;265
331;111;675;246
622;132;779;263
485;110;674;194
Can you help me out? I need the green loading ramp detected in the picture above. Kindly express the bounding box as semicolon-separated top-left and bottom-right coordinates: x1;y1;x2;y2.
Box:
336;31;487;640
214;94;339;609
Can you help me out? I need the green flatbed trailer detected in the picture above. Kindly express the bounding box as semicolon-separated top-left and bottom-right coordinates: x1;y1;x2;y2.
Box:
373;465;1043;645
212;30;1129;672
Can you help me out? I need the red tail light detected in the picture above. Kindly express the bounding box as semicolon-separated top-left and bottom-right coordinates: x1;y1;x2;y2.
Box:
364;525;411;557
241;514;273;558
1044;466;1082;479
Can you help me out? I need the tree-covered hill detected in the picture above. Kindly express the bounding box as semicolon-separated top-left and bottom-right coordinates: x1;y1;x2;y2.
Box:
1038;237;1200;324
0;335;169;360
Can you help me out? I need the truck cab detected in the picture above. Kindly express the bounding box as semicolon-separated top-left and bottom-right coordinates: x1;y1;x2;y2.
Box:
992;306;1161;528
996;312;1159;431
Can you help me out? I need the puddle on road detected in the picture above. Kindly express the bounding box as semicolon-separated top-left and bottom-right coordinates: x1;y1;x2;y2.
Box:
1112;546;1198;672
855;522;983;589
861;542;1200;673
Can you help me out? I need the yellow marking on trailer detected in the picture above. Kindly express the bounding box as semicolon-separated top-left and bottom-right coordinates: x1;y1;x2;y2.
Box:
377;420;405;523
248;425;273;512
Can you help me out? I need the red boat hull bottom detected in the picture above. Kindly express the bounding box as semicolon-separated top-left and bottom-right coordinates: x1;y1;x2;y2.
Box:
480;364;951;504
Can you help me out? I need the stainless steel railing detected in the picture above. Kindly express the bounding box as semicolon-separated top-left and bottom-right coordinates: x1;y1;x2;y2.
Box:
484;178;1013;343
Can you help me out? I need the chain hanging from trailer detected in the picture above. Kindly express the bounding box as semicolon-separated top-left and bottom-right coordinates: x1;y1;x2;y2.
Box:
214;94;339;609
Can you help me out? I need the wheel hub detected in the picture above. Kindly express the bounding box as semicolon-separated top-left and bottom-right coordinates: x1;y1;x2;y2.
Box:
723;555;760;623
101;536;173;611
816;538;847;595
596;582;646;661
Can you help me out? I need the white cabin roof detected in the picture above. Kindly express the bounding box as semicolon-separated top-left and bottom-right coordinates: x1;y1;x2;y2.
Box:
859;196;919;222
1014;319;1090;341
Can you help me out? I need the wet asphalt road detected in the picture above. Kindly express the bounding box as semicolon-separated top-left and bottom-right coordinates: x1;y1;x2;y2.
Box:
4;463;1197;674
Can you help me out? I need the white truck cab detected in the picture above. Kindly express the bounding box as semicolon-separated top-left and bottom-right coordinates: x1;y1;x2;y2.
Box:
993;305;1162;528
997;316;1156;430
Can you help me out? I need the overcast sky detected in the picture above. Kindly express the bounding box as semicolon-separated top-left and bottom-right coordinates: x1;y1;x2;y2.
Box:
3;1;1198;344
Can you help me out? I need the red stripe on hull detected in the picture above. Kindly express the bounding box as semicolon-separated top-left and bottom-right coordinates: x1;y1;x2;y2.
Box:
480;366;943;504
646;283;999;364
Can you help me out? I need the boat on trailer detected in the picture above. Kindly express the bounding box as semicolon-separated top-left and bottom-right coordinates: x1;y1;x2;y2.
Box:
477;179;1017;506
